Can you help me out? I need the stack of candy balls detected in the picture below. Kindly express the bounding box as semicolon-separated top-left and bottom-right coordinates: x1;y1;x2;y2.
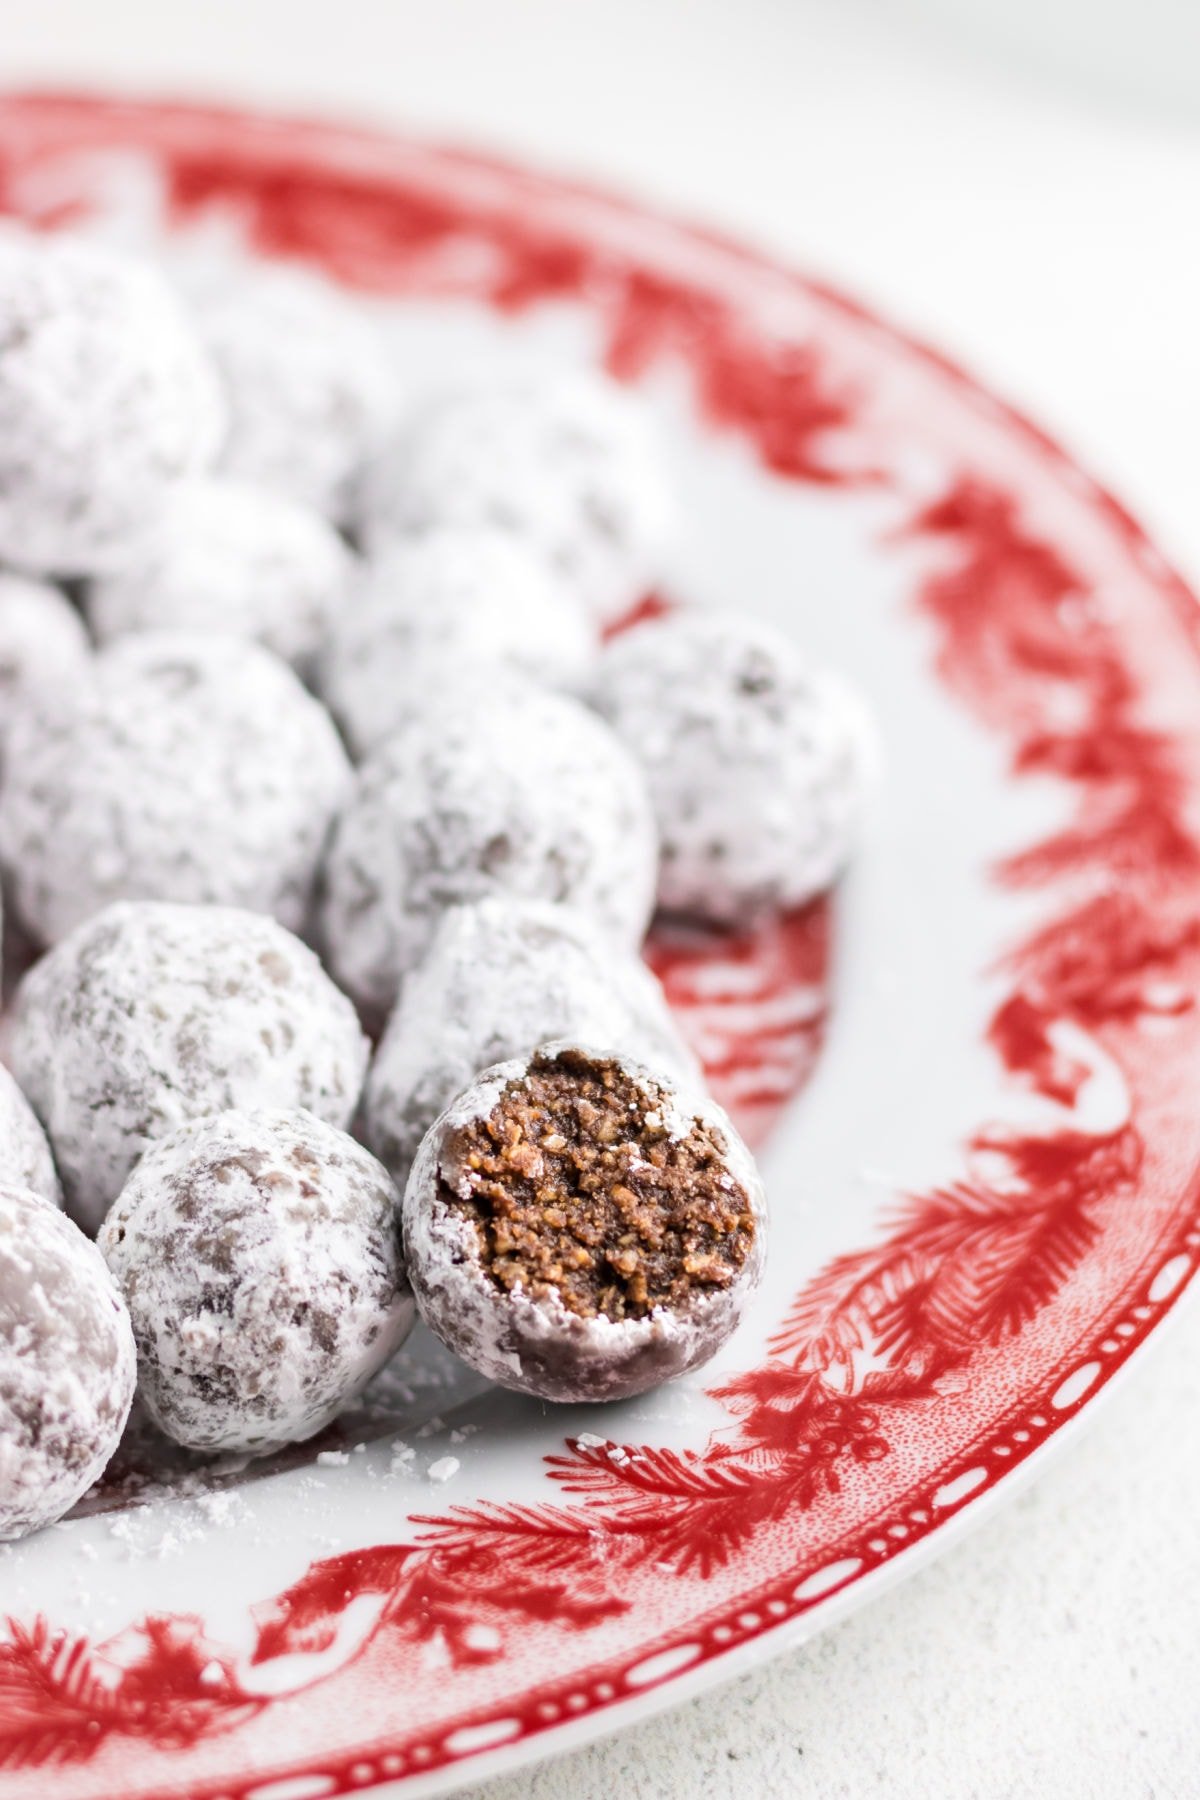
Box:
0;223;873;1540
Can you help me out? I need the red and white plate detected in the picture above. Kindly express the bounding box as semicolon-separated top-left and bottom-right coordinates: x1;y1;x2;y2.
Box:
2;92;1199;1800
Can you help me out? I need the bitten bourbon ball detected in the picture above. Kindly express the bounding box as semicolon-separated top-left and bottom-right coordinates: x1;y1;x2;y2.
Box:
320;676;658;1020
88;477;355;679
0;631;350;946
0;229;224;575
358;369;671;622
11;901;369;1233
1;1185;136;1539
363;896;700;1191
403;1043;766;1403
99;1109;414;1455
318;526;595;760
591;610;874;927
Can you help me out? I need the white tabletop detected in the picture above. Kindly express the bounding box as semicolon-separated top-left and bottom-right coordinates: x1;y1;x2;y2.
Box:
7;5;1200;1794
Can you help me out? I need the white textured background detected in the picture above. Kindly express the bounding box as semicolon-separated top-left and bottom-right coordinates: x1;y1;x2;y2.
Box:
5;5;1200;1795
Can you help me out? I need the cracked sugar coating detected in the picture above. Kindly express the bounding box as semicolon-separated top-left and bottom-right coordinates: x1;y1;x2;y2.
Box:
404;1044;766;1403
0;228;224;575
0;631;351;946
0;1184;136;1539
0;1065;61;1210
591;609;875;927
357;368;671;622
11;901;369;1234
319;675;659;1021
0;574;91;766
364;897;700;1192
99;1108;414;1454
196;264;394;519
319;526;596;759
88;477;355;678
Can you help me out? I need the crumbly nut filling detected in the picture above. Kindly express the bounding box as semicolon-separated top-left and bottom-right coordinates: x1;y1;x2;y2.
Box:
440;1048;756;1321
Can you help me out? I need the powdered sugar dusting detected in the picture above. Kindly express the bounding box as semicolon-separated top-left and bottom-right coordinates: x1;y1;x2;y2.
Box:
318;526;595;759
357;368;672;622
0;631;351;946
0;226;224;575
320;676;658;1020
193;261;395;520
0;1184;136;1539
592;609;874;925
0;1064;61;1210
11;900;368;1233
88;476;355;678
99;1108;414;1455
0;573;92;766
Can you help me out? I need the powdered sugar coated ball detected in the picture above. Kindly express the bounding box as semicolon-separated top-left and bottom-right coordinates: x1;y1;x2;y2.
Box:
0;573;91;763
358;369;671;622
363;897;699;1191
88;478;355;678
197;265;394;519
319;527;595;759
12;901;369;1233
0;631;351;946
99;1109;413;1454
1;1184;136;1538
592;610;875;926
403;1043;766;1404
320;677;658;1020
0;229;224;575
0;1065;61;1209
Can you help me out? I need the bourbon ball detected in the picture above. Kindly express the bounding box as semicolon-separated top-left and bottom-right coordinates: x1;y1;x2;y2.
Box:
0;631;351;946
0;1065;61;1210
99;1108;414;1454
0;573;91;767
11;901;369;1233
319;675;658;1021
0;1184;136;1538
318;526;596;759
591;610;875;927
357;368;671;622
88;477;355;679
0;228;224;575
403;1043;766;1404
196;264;394;520
363;897;700;1192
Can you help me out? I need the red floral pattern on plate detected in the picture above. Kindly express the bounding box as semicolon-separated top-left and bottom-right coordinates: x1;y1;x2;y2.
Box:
1;93;1199;1800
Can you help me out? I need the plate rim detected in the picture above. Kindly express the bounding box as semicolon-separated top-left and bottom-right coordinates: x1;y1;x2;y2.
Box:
1;86;1198;1800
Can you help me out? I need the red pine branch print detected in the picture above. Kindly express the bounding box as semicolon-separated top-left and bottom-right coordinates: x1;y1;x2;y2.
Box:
766;1179;1100;1383
0;1617;258;1770
5;108;1200;1790
0;1623;111;1771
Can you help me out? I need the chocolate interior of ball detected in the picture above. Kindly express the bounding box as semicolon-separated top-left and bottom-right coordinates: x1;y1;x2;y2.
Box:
440;1048;756;1321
